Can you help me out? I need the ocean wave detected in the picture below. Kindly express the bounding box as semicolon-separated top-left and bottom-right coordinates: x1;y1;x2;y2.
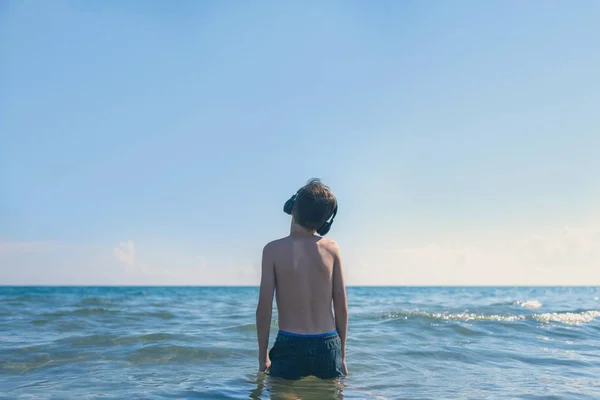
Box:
116;333;194;345
1;351;97;373
39;308;176;319
515;300;542;309
382;311;525;322
533;311;600;325
42;308;121;318
382;309;600;325
54;333;195;347
131;311;176;319
125;345;249;364
487;300;542;308
56;334;117;347
222;323;256;332
0;355;52;372
2;295;38;302
78;297;114;306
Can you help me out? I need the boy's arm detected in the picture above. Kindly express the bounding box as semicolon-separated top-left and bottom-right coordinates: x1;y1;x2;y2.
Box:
256;244;275;371
332;243;348;370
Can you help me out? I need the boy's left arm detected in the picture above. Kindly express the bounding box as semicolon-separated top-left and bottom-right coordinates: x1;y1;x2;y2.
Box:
256;244;275;372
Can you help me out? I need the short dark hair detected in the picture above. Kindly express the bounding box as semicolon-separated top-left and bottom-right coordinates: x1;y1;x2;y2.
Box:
293;178;337;231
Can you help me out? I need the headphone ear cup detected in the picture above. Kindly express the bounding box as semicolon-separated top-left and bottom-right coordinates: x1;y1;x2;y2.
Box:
317;222;331;236
283;196;295;215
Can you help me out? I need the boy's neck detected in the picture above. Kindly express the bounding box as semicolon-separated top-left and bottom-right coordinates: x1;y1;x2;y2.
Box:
290;222;317;237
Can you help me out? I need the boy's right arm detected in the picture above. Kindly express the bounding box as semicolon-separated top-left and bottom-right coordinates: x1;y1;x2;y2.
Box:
256;243;275;372
332;243;348;374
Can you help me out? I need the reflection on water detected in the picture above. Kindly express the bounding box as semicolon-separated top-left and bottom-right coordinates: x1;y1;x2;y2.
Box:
249;372;345;400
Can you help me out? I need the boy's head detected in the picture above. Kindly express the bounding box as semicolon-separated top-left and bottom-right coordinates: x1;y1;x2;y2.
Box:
284;178;337;235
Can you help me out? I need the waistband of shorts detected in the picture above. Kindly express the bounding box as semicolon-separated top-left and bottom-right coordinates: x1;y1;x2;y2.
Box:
278;329;338;338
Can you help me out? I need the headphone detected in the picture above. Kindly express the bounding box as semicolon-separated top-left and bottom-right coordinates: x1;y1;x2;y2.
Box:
283;193;338;236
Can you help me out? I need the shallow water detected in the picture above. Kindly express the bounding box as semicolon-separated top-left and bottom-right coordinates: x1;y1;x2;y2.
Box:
1;286;599;399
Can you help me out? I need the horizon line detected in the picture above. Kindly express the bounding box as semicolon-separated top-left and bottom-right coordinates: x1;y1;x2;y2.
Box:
1;284;599;288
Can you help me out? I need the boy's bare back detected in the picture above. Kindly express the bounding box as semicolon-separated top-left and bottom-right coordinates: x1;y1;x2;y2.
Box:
264;234;342;334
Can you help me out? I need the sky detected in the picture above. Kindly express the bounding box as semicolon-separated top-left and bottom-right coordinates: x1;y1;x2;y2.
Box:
1;1;599;285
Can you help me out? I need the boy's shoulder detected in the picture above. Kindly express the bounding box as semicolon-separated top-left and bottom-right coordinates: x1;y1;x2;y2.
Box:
320;238;341;260
262;238;284;258
263;236;287;250
317;237;340;252
263;236;340;255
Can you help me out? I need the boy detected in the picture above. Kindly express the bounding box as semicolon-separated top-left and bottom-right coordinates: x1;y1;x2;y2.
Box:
255;179;348;380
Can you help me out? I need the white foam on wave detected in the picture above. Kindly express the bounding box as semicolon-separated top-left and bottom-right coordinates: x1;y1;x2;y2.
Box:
533;310;600;325
383;311;525;322
384;309;600;325
516;300;542;309
435;312;525;322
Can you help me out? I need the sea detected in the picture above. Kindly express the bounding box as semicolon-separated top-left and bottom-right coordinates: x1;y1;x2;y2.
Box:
1;287;599;400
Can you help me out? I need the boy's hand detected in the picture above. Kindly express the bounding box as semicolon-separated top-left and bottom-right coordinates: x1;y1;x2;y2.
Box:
342;359;348;375
259;358;271;373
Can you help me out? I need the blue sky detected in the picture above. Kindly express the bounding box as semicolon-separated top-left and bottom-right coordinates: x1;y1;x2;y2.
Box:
1;1;599;285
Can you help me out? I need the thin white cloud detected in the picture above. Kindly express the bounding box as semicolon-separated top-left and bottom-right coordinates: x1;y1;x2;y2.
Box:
114;240;135;266
113;240;148;274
